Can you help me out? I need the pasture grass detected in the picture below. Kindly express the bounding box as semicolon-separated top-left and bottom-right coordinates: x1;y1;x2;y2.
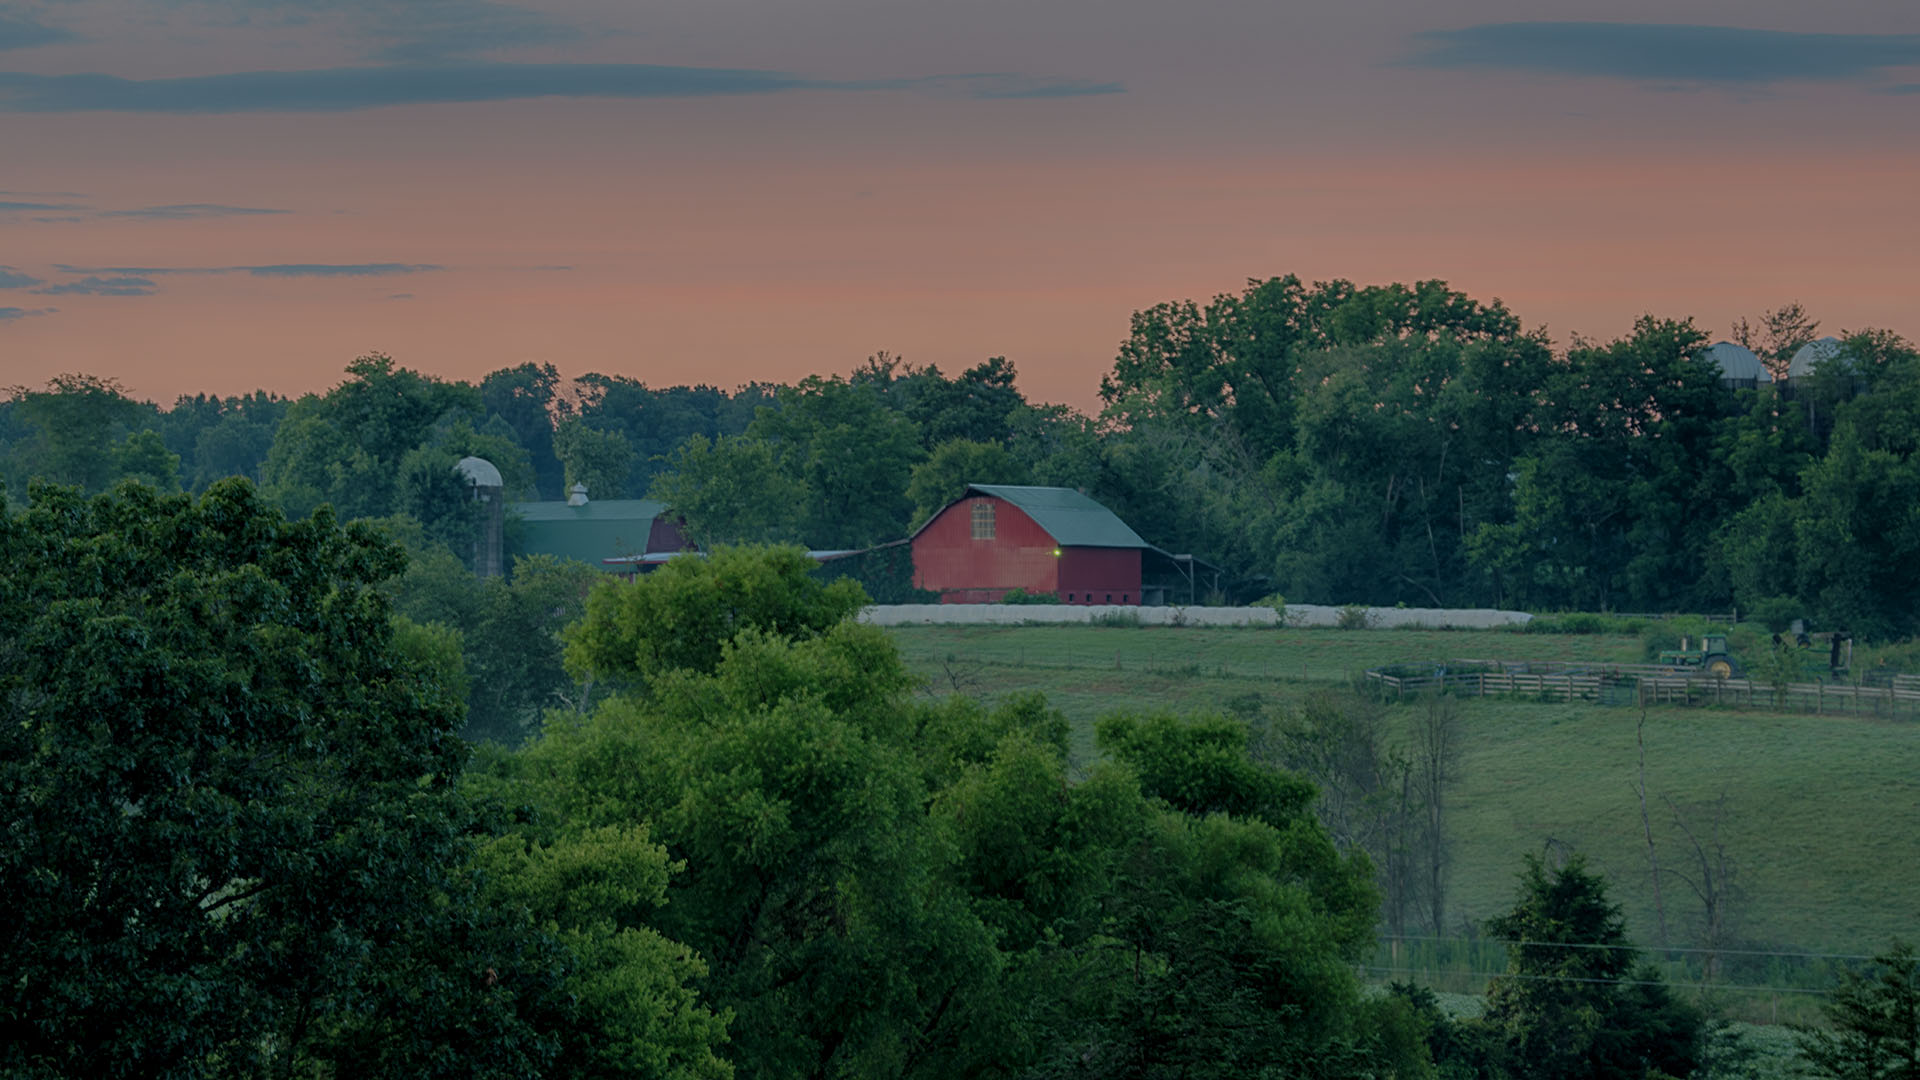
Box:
887;622;1919;994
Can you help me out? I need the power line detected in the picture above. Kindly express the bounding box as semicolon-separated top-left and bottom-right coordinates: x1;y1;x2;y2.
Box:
1362;966;1831;996
1379;935;1879;962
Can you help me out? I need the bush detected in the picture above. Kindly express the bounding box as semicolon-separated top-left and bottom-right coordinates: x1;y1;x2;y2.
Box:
1000;588;1061;605
1521;612;1649;635
1860;638;1920;674
1253;592;1288;625
1091;609;1142;628
1336;603;1375;630
1745;595;1802;633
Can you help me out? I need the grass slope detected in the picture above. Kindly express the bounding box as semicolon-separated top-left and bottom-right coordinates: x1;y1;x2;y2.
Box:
888;623;1918;970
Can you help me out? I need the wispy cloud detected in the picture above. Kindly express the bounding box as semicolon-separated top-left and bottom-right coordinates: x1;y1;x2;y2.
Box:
366;0;584;62
1408;23;1920;87
958;76;1126;100
57;261;443;278
0;11;72;52
0;266;43;288
0;305;55;321
0;199;83;211
245;262;440;277
100;203;291;219
0;61;1121;113
33;275;159;296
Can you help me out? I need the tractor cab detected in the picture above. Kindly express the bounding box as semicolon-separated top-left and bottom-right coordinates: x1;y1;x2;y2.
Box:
1658;633;1740;679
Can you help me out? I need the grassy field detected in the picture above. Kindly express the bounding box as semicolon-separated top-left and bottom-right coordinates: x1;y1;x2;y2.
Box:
889;624;1646;760
886;622;1919;1010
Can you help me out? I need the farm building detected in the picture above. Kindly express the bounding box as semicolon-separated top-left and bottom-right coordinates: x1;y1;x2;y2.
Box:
1700;341;1772;390
910;483;1216;604
506;482;694;576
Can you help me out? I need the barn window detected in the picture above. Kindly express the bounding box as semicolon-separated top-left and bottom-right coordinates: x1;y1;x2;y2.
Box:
970;501;995;540
1105;593;1112;604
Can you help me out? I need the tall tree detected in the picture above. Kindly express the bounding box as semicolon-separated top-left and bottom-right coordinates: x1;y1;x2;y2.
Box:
906;438;1028;526
551;417;634;500
481;362;568;498
648;434;805;547
1474;854;1701;1080
1796;942;1920;1080
0;481;578;1075
747;375;924;547
4;373;145;491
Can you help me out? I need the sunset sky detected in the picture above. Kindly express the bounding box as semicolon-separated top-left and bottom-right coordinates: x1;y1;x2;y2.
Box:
3;0;1919;410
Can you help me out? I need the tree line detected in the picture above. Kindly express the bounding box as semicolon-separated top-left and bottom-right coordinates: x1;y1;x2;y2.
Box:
7;276;1920;639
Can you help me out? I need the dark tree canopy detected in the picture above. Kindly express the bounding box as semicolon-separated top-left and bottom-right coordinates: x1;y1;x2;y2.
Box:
0;480;539;1075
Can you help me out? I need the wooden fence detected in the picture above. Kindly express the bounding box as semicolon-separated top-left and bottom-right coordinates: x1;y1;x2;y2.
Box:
1365;660;1920;719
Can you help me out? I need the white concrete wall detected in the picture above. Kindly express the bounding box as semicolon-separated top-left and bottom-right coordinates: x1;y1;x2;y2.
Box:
859;603;1532;629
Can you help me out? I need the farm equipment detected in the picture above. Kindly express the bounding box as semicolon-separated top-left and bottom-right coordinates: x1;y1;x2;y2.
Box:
1658;634;1742;679
1774;625;1852;683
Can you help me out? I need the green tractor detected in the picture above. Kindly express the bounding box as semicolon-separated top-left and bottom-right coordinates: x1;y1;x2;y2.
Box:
1658;634;1742;679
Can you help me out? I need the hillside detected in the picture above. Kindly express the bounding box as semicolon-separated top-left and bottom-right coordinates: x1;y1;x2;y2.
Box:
887;623;1919;969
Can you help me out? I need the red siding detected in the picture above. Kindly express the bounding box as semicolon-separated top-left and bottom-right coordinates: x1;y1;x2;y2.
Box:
647;517;693;553
911;495;1145;604
912;496;1059;601
1057;547;1142;605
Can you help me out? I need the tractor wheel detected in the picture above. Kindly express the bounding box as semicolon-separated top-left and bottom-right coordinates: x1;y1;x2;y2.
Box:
1704;654;1735;680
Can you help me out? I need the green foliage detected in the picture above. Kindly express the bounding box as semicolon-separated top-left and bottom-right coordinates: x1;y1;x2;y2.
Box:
391;612;472;700
906;437;1028;526
3;373;147;492
1097;711;1319;828
1470;854;1702;1080
563;544;867;689
809;542;939;604
110;428;182;490
552;416;635;498
747;374;925;547
1521;612;1650;635
1337;603;1377;630
1001;586;1062;604
474;825;734;1079
1743;595;1803;633
0;480;561;1076
481;361;568;498
261;354;489;522
1794;941;1920;1080
648;433;805;546
388;541;602;744
490;547;1421;1078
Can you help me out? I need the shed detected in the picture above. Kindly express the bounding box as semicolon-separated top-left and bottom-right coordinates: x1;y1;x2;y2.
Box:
910;484;1153;604
509;486;692;574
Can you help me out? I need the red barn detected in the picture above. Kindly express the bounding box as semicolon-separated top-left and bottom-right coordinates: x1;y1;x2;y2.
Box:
911;484;1152;604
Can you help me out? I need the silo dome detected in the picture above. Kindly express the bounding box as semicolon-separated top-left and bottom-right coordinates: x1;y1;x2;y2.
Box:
455;455;504;489
1701;342;1772;385
1787;336;1847;379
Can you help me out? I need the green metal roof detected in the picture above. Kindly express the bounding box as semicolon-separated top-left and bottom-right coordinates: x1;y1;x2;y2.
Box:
964;484;1151;549
509;498;666;569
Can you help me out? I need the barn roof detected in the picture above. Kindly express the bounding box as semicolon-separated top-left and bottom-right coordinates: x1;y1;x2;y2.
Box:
509;497;668;568
961;484;1152;549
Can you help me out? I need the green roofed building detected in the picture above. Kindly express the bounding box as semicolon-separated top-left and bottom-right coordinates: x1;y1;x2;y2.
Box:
508;482;693;574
